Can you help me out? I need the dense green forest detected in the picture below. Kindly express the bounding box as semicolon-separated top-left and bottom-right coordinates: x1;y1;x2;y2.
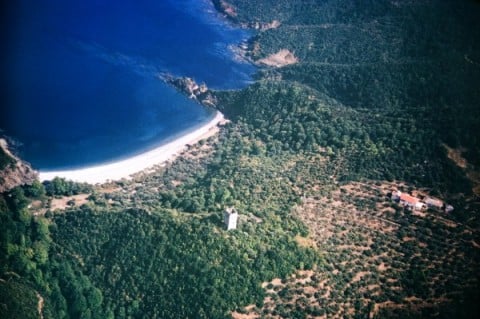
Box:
1;171;318;318
2;0;480;318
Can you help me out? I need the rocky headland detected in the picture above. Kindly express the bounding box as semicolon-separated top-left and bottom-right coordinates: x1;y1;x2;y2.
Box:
163;75;218;107
0;139;38;193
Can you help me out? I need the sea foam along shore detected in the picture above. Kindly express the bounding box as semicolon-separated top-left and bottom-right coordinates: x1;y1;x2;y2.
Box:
39;112;225;184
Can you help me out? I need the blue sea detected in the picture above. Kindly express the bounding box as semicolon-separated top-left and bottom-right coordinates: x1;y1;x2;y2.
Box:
0;0;255;170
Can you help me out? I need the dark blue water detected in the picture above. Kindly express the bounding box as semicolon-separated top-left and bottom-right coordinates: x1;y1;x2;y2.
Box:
0;0;255;170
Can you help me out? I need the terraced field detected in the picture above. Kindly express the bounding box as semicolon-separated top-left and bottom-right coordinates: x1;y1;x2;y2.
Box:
234;181;480;318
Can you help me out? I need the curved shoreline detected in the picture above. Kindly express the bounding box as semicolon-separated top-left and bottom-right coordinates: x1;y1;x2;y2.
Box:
39;112;225;184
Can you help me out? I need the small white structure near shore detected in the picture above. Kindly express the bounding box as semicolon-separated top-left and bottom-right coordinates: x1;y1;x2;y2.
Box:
224;207;238;230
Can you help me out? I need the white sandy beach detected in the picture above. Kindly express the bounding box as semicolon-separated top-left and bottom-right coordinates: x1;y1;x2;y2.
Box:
39;112;225;184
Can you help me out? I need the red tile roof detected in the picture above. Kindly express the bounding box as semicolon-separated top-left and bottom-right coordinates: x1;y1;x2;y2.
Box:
400;193;419;205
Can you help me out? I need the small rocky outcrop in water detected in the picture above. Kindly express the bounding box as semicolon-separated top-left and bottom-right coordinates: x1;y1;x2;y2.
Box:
212;0;281;31
0;139;38;193
165;76;218;107
212;0;238;19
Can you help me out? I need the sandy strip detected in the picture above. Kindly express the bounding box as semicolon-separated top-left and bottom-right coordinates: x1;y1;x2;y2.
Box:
39;112;224;184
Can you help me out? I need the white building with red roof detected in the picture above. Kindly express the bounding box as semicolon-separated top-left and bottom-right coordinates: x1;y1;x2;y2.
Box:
397;192;425;210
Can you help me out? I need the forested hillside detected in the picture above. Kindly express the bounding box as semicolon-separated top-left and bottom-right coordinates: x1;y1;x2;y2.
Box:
2;0;480;318
216;0;480;183
214;0;480;316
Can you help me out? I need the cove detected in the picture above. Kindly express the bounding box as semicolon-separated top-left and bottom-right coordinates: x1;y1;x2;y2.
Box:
0;0;255;170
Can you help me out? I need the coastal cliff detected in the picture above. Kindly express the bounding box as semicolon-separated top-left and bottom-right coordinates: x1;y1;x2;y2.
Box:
0;139;38;193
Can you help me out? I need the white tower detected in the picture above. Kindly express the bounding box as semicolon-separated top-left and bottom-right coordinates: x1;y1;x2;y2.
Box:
224;207;238;230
